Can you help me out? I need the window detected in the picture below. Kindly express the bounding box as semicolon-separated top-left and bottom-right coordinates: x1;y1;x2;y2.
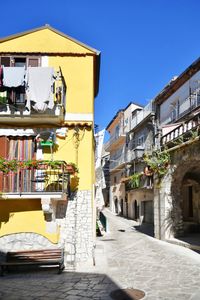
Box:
0;56;11;66
137;136;144;147
114;176;117;184
115;125;120;138
14;57;26;67
0;56;41;68
170;99;179;122
28;58;40;67
131;139;136;150
15;86;26;105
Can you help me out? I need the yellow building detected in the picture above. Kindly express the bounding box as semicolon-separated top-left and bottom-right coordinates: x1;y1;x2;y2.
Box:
0;25;100;265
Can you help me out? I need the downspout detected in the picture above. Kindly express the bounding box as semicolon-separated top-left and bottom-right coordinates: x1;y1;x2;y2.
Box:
158;186;161;240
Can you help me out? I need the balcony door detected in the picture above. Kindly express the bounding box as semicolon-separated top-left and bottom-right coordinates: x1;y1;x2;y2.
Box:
3;137;36;193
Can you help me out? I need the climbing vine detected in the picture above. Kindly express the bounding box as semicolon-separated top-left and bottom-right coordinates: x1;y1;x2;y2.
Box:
143;150;170;180
129;172;143;188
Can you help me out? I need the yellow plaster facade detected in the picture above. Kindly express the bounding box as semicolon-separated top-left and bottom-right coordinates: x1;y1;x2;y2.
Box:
0;26;100;247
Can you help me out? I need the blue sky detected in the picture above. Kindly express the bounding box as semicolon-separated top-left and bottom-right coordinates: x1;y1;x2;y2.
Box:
1;0;200;132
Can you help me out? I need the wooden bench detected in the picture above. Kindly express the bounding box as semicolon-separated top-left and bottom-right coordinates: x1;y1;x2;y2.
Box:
0;248;65;275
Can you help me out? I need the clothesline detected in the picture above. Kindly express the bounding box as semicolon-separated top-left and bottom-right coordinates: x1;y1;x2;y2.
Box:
0;67;58;112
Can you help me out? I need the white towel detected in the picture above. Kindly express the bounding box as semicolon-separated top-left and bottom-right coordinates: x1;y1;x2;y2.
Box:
26;67;55;112
3;67;25;87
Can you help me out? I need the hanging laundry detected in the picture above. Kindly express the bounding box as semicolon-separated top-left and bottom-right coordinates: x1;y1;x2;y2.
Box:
3;67;26;87
26;67;55;112
56;127;68;138
0;91;7;104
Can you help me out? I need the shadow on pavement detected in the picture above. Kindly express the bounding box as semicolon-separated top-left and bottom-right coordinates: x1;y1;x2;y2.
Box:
133;223;154;237
0;268;145;300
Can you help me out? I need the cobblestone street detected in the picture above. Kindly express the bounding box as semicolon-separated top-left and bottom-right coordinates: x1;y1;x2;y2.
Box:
1;209;200;300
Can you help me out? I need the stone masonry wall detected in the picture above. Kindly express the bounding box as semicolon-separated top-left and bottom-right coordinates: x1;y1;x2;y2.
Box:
154;170;174;240
58;190;93;265
154;141;200;241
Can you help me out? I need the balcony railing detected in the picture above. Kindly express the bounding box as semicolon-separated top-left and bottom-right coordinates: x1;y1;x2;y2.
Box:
131;101;153;130
161;112;200;147
0;161;71;195
125;174;153;191
0;67;66;123
126;146;145;161
105;129;126;151
110;156;126;171
173;87;200;122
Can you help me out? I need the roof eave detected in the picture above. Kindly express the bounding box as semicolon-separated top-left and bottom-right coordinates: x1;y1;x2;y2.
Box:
153;57;200;105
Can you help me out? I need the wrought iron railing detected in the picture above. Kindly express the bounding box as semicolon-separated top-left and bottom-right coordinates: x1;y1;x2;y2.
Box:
125;174;153;191
0;161;70;194
126;147;144;161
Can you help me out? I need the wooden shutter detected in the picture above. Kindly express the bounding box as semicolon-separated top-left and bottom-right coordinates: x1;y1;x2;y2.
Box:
0;136;9;157
0;136;9;191
28;58;40;67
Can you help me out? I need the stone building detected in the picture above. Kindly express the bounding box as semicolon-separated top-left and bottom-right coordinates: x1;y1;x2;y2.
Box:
125;101;155;224
105;102;142;215
153;57;200;245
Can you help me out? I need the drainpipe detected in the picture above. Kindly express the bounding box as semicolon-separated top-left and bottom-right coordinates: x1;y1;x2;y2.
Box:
158;187;161;240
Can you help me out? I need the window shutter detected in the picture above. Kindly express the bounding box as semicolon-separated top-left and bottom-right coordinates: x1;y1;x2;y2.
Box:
28;58;39;67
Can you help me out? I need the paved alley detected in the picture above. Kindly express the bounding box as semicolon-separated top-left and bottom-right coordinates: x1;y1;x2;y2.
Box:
1;209;200;300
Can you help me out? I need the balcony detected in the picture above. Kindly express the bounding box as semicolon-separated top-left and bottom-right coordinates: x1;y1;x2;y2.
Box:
110;155;126;171
161;112;200;148
125;173;153;191
173;87;200;122
0;67;66;125
131;102;153;130
0;160;73;199
105;129;126;152
126;146;145;162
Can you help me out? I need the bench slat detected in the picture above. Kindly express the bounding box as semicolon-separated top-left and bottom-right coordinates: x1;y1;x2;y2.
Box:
0;248;65;275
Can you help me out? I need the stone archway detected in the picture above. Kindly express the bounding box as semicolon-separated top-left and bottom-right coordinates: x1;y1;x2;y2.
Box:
154;142;200;241
171;160;200;236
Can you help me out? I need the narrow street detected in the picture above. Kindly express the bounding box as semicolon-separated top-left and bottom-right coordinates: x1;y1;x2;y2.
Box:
86;209;200;299
0;209;200;300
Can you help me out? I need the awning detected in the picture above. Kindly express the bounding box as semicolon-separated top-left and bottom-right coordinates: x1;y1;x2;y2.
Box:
64;121;92;127
0;129;36;136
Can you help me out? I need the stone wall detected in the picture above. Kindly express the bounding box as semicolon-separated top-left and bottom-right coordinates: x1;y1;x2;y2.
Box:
58;190;93;265
154;170;175;240
0;232;57;256
0;190;94;268
154;141;200;240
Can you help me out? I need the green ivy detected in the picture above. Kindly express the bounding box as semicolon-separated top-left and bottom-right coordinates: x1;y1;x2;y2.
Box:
143;150;170;180
129;172;143;188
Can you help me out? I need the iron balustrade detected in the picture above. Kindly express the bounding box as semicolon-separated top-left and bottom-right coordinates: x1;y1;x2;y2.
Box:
125;174;153;191
0;161;70;195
